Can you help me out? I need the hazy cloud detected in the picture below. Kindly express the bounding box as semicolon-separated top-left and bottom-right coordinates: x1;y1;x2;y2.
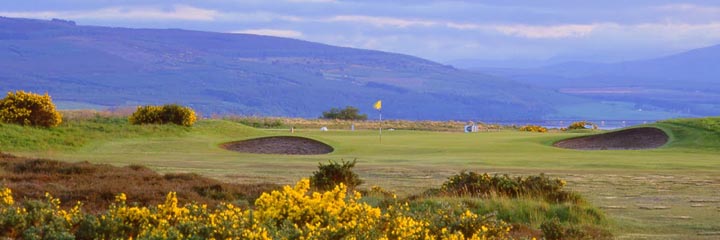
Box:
0;5;219;21
654;3;720;14
493;24;596;38
286;0;337;3
232;29;304;38
326;15;437;28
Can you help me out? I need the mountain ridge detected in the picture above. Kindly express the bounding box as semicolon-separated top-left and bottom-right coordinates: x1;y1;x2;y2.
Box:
465;43;720;117
1;16;580;120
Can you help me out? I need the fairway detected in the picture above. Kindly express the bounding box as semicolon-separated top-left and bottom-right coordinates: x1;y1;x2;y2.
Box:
3;118;720;239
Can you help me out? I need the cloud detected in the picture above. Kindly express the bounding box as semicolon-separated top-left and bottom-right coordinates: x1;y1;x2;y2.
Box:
0;5;219;21
286;0;336;2
231;29;303;38
492;24;596;38
597;22;720;43
654;4;720;14
318;15;595;39
327;15;437;28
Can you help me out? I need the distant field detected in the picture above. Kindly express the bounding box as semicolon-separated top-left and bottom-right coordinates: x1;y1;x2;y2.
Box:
1;116;719;239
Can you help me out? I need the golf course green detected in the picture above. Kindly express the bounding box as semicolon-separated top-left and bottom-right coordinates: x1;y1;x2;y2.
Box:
1;116;719;239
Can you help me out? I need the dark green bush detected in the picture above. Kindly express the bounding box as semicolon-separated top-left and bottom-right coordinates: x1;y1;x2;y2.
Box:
541;218;563;240
310;159;363;191
321;106;367;120
440;171;578;203
128;104;197;126
541;218;611;240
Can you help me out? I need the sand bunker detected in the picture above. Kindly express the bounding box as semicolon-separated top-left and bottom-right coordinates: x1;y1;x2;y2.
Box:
221;136;333;155
554;127;669;150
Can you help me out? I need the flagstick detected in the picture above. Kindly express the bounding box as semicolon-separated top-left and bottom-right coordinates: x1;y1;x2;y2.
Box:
379;110;382;144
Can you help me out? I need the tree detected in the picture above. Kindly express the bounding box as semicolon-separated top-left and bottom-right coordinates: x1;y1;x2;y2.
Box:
0;90;62;127
321;106;367;120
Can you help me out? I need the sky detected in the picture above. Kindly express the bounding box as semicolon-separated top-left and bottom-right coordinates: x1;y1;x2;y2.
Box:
3;0;720;67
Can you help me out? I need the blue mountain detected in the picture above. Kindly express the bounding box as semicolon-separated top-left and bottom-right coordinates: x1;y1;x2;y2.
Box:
0;17;579;120
467;45;720;117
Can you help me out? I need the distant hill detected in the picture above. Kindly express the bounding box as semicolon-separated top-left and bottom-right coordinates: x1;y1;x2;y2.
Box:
0;17;590;120
467;44;720;117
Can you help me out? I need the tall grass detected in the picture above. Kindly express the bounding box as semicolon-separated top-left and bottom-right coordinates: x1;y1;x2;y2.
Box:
0;154;279;212
222;115;504;132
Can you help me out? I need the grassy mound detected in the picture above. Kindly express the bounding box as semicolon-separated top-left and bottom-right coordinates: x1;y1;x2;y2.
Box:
654;117;720;150
0;115;261;152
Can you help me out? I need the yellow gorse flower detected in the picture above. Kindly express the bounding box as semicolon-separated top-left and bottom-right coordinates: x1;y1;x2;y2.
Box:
0;182;513;239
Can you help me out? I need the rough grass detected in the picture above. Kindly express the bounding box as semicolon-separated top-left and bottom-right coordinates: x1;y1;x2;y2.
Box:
0;153;279;212
0;116;191;151
222;115;504;131
412;197;611;239
656;117;720;151
0;152;610;239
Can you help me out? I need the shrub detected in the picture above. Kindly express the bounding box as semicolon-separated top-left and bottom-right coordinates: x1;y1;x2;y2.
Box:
567;121;597;130
519;125;547;133
440;171;578;203
0;180;513;239
230;117;284;128
321;106;368;120
540;218;611;240
0;90;62;127
310;159;363;191
128;104;197;126
541;218;563;240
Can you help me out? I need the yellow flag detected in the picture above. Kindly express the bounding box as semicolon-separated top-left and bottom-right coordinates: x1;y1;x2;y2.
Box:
373;100;382;110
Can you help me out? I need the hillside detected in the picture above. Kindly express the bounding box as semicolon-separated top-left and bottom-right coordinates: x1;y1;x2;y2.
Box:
468;45;720;117
0;17;583;120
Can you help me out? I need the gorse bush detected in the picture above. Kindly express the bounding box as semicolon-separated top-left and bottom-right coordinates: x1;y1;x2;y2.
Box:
0;180;513;239
0;90;62;127
519;125;547;133
128;104;197;126
567;121;597;130
440;171;579;203
310;159;363;191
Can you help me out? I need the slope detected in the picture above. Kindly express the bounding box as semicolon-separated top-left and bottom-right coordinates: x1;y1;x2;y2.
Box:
0;17;576;120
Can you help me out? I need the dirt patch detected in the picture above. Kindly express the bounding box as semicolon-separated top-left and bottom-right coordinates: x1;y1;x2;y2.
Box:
222;136;334;155
553;127;669;150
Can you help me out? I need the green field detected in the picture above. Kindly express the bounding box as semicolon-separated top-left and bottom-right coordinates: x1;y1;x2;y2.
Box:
1;117;719;239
